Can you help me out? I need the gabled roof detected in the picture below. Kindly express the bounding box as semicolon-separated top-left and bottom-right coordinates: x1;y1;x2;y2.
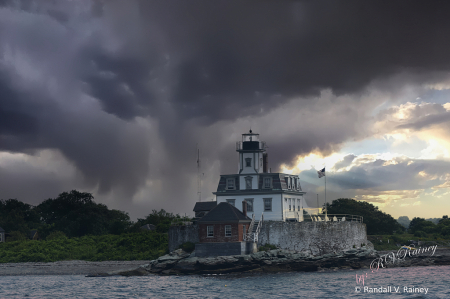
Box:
0;227;4;232
193;201;217;212
197;202;251;223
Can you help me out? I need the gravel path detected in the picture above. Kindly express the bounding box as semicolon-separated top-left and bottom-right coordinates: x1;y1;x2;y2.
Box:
0;260;149;276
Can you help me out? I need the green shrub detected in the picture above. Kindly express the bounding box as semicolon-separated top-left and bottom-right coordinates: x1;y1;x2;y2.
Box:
46;231;67;241
0;231;168;263
7;231;27;242
179;242;195;253
259;244;277;251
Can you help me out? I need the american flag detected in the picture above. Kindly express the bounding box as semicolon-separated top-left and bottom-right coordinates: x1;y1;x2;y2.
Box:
317;167;325;178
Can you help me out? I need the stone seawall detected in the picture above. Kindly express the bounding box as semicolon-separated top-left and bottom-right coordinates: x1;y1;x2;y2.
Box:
168;225;199;252
169;221;367;255
258;221;367;255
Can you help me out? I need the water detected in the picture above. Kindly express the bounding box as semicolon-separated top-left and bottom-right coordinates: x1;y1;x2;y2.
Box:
0;265;449;298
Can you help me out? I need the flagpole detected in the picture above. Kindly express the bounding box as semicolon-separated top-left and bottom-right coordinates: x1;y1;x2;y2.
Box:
325;171;327;220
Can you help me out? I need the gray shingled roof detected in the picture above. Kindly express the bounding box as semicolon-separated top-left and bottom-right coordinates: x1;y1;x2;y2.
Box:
0;227;5;232
193;201;217;212
197;202;251;223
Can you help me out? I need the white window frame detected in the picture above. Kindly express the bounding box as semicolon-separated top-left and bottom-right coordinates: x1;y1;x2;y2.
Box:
263;177;272;189
264;198;272;212
297;199;301;211
207;225;214;237
289;198;291;211
226;178;235;190
225;225;232;237
244;198;254;212
226;199;236;207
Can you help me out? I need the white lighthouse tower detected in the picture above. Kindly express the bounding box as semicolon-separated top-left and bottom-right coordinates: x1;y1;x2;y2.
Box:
214;130;308;221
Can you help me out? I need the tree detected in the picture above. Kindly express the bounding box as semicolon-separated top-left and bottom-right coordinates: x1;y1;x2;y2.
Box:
0;199;41;234
36;190;132;238
134;209;181;233
325;198;405;235
408;217;437;234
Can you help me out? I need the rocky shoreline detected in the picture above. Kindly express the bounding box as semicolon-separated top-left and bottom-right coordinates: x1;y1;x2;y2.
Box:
0;260;149;276
87;247;450;277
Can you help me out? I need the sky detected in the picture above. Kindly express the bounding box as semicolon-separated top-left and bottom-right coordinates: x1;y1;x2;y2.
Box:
1;0;450;220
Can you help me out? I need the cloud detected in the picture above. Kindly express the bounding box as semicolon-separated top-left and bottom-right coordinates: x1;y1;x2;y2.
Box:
2;1;450;218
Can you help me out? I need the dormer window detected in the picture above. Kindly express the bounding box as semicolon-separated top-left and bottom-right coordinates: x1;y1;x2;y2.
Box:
226;178;235;190
245;158;252;167
263;177;272;189
286;177;291;189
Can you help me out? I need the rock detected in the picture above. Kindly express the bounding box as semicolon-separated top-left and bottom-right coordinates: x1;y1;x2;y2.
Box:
118;267;149;276
85;248;450;277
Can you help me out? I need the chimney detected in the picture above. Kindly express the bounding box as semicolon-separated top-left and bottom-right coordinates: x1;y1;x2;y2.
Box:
242;201;247;217
263;153;268;173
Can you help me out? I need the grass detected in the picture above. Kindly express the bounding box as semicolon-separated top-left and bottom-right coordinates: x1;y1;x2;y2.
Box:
368;234;450;251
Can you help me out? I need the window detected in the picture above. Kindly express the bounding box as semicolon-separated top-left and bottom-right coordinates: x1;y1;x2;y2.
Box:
207;226;214;237
260;158;263;167
226;178;235;190
225;225;232;237
245;199;254;212
294;178;298;190
264;198;272;211
264;177;272;188
289;198;292;211
297;199;301;211
226;199;235;207
0;233;2;242
243;225;246;234
245;158;252;167
245;176;253;189
286;177;291;189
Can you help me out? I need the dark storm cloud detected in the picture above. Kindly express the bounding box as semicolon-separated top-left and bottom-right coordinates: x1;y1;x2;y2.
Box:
397;111;450;130
333;155;356;171
3;0;450;217
131;0;450;123
329;157;449;192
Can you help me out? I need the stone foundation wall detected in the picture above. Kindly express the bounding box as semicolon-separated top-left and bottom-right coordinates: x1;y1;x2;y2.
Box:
195;242;243;257
168;225;199;252
258;221;368;255
169;222;368;256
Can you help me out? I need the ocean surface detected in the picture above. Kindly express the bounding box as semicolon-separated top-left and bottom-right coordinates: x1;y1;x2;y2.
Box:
0;265;449;298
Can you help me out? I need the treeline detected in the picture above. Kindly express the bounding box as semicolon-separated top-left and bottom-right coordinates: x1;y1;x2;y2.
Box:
325;198;405;235
406;216;450;238
324;198;450;238
0;190;190;240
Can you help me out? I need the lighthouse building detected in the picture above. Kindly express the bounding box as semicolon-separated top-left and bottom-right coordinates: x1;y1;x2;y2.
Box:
214;131;308;221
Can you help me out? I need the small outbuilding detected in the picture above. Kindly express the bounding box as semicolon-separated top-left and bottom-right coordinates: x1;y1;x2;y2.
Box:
0;227;4;243
195;202;255;257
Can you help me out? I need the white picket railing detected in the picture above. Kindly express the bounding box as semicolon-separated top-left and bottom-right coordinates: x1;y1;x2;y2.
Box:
244;213;263;243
